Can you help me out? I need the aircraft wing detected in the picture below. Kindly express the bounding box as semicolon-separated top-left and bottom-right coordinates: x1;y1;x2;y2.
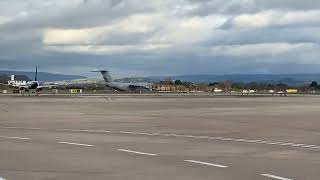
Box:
0;83;22;88
37;85;56;89
0;83;10;86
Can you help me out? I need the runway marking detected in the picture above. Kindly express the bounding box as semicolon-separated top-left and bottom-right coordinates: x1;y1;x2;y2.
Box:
184;135;197;138
311;146;320;149
266;142;284;145
119;131;160;136
0;136;30;140
117;149;158;156
119;131;138;135
116;132;320;151
1;126;319;151
56;129;111;133
301;144;319;148
257;141;272;144
0;177;6;180
184;160;228;168
261;174;293;180
1;127;46;130
279;143;295;146
291;143;305;147
58;142;94;147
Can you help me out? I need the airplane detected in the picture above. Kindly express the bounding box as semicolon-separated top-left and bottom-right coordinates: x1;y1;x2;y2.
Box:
1;67;49;92
92;70;150;92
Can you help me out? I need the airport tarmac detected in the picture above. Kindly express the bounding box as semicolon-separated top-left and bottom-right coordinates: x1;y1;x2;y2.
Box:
0;95;319;180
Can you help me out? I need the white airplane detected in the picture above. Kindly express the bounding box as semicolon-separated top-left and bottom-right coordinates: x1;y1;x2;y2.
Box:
1;67;49;92
92;70;150;92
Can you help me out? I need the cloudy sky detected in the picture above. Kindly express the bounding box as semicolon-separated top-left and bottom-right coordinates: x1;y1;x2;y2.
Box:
1;0;320;78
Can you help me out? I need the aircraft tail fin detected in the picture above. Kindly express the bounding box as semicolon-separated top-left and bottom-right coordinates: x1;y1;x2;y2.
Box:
35;66;38;81
92;70;112;84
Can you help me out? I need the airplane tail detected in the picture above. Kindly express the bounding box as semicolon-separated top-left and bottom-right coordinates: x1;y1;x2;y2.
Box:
92;70;113;84
35;66;38;81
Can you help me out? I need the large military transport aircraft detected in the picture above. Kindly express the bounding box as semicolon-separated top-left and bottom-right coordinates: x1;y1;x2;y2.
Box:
92;70;150;92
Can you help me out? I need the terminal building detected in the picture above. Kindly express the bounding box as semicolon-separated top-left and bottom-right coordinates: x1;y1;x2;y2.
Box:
8;75;31;86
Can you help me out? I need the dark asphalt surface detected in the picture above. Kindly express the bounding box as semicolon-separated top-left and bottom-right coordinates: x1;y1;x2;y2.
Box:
0;95;319;180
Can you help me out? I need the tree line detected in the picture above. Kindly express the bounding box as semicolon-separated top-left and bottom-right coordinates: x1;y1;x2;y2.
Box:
156;79;320;92
0;74;9;84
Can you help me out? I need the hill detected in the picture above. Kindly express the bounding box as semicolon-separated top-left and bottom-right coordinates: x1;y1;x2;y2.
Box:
116;74;320;86
0;70;86;82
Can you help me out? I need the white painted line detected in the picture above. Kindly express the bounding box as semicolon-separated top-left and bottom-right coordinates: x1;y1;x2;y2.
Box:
116;131;320;151
184;160;228;168
172;134;188;137
135;132;157;136
261;174;293;180
233;138;247;142
0;177;6;180
267;142;284;145
58;142;94;147
208;137;223;140
291;144;305;147
279;142;295;146
194;136;210;139
219;137;231;141
301;144;318;148
119;131;156;136
1;126;320;151
119;131;137;134
311;146;320;149
1;127;45;130
257;141;272;144
151;132;160;136
0;127;19;129
117;149;157;156
223;138;235;141
0;136;30;140
29;128;46;130
183;135;197;138
56;129;111;133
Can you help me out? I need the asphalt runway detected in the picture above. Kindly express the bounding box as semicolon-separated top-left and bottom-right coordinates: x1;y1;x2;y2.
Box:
0;95;319;180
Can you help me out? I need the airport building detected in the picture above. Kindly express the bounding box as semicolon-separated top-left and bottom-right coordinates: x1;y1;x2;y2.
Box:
8;75;31;86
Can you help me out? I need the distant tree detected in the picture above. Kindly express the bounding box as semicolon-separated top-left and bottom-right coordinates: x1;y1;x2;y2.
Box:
276;83;288;91
158;80;174;86
298;84;309;92
182;81;193;88
209;82;219;87
164;78;174;85
0;74;9;84
196;83;209;91
219;81;233;91
309;81;318;89
231;82;244;90
174;80;182;85
245;82;259;90
266;83;275;90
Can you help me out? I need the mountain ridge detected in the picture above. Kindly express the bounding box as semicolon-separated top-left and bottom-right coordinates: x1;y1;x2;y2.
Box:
116;74;320;86
0;70;86;81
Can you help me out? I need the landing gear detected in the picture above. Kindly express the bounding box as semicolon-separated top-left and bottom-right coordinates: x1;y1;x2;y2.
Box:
36;88;42;96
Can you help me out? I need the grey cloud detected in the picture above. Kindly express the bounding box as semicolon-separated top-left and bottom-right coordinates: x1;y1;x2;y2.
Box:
1;0;320;77
1;1;144;31
187;0;320;15
203;27;320;46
